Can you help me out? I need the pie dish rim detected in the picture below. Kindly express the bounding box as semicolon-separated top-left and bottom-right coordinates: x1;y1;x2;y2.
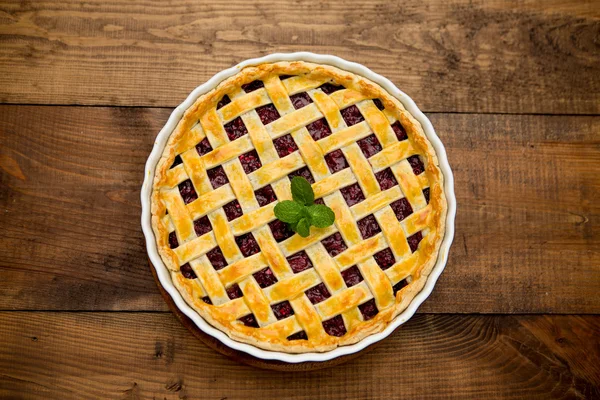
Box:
141;52;456;363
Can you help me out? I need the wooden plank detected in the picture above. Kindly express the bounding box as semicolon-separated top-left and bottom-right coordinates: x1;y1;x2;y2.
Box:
0;312;598;399
0;105;598;313
0;1;599;113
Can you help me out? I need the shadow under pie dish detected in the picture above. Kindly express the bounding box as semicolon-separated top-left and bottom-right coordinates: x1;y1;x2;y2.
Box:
146;55;453;356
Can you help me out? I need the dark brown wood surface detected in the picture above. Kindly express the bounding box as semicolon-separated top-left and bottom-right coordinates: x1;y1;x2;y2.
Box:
0;0;599;397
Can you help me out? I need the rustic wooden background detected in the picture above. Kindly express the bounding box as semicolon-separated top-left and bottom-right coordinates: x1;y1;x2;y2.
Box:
1;0;599;398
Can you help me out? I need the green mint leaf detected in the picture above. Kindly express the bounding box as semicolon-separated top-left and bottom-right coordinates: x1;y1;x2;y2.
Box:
290;176;314;206
307;204;336;228
295;218;311;237
274;200;303;223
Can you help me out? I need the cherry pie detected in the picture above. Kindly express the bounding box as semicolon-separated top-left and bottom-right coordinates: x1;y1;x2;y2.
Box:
152;61;447;353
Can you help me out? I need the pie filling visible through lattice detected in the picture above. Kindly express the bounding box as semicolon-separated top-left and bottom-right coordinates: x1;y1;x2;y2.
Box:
151;61;447;353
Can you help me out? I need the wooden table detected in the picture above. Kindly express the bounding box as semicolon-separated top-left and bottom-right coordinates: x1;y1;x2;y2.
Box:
1;1;599;398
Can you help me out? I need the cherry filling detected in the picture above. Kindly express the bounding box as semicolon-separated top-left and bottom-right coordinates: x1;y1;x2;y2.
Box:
224;117;248;141
314;198;325;206
392;279;408;295
273;134;299;158
253;267;278;288
207;166;229;189
290;92;313;110
168;231;178;249
373;99;385;111
239;314;259;328
239;150;262;174
423;187;430;204
322;315;346;337
287;331;308;341
193;215;212;237
407;231;423;253
341;105;365;126
288;166;315;184
202;296;212;305
324;149;349;174
227;283;243;300
358;299;379;320
305;283;331;304
408;155;425;175
390;198;413;222
256;104;281;125
319;83;344;95
373;248;396;270
180;263;197;279
223;199;243;221
178;180;198;204
321;232;348;257
392;121;408;141
287;251;313;273
340;183;365;206
196;137;213;156
269;219;295;242
254;184;277;207
341;265;363;287
307;118;332;141
235;233;260;257
242;80;264;92
207;247;228;271
279;75;294;80
357;214;381;239
375;168;398;190
357;134;382;158
216;94;231;110
171;155;183;168
272;300;294;320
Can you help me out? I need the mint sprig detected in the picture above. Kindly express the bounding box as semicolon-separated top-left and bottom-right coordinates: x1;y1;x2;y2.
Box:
273;176;335;238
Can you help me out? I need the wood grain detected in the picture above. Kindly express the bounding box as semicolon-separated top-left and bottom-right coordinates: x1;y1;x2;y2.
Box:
0;312;597;399
0;0;599;113
0;105;598;313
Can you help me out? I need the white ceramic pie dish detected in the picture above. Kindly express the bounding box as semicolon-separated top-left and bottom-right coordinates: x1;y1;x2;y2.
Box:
141;52;456;363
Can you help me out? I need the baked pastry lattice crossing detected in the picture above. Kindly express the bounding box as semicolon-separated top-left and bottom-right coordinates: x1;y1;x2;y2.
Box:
152;62;446;353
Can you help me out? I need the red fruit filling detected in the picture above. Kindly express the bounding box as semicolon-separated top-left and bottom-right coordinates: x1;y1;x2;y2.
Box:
290;92;313;110
180;263;196;279
322;315;346;337
341;265;363;287
407;231;423;253
307;118;332;141
224;117;248;141
340;183;365;206
273;134;298;158
319;83;344;95
196;137;213;156
279;75;293;80
288;166;315;184
239;314;259;328
287;331;308;341
373;99;385;111
392;121;408;141
375;168;398;190
227;284;243;300
324;149;349;173
423;187;430;204
390;198;413;222
253;267;277;288
193;215;212;237
341;105;364;126
178;180;198;204
256;104;281;125
171;155;182;168
373;248;395;270
269;219;295;242
216;94;231;110
202;296;212;305
321;232;348;257
207;247;228;271
392;279;408;295
242;80;264;92
408;155;425;175
168;231;178;249
239;150;262;174
254;184;277;207
207;165;229;189
235;233;260;257
305;282;331;304
314;198;325;205
272;301;294;320
357;134;382;158
287;251;313;273
357;214;381;239
223;199;243;221
358;299;379;320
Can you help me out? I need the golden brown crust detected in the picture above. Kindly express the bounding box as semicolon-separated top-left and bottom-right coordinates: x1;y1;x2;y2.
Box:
151;61;447;353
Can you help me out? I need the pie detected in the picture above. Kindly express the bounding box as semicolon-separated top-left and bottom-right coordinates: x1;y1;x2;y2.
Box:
151;61;447;353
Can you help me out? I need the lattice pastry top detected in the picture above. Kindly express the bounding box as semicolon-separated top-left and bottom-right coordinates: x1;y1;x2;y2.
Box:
151;61;447;353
